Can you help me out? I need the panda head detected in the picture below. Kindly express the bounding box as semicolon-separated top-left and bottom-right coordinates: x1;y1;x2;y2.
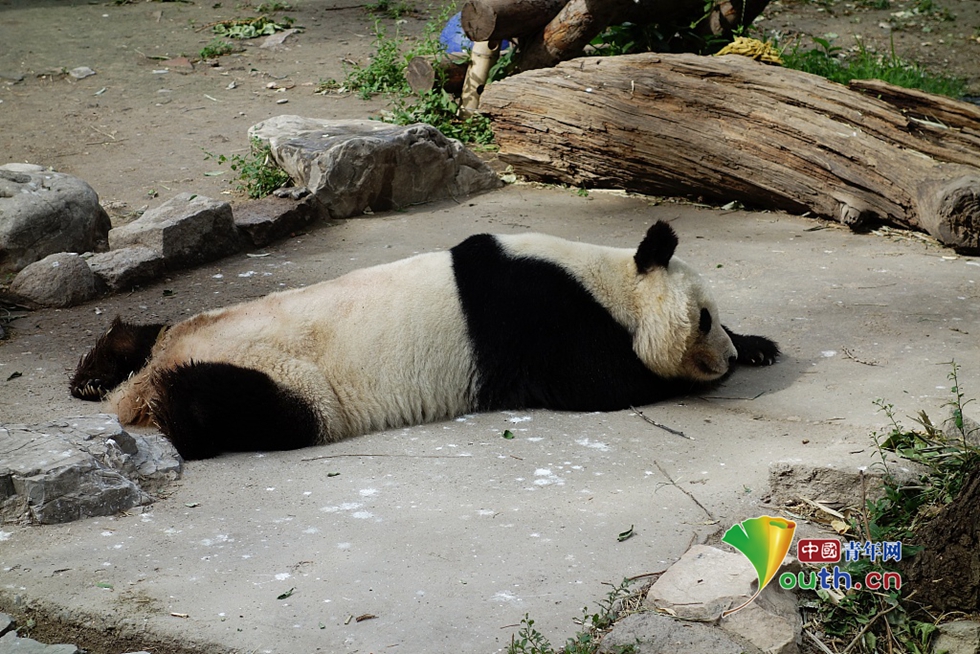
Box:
631;221;738;382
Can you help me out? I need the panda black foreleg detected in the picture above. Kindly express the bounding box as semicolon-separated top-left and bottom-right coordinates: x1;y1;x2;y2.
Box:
723;326;780;366
150;361;320;460
70;317;168;400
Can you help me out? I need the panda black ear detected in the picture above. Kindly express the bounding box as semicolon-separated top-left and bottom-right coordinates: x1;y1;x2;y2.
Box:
634;221;679;273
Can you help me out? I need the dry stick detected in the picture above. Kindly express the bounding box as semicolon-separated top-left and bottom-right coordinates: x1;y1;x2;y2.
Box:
842;601;902;654
630;405;689;439
654;460;713;521
859;472;896;653
804;629;837;654
301;453;466;462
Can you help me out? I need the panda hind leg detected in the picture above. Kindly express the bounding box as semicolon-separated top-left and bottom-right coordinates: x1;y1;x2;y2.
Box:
150;361;320;460
723;326;780;366
70;317;168;401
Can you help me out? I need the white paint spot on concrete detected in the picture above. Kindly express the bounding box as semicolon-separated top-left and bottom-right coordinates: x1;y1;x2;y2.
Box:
337;542;352;549
359;488;378;497
576;437;610;451
351;511;375;520
493;591;521;603
275;572;291;581
508;416;532;423
822;350;837;358
0;532;10;542
321;502;363;513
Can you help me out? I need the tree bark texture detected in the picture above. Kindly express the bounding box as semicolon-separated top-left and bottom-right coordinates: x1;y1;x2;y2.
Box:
461;0;568;42
901;467;980;612
405;55;468;95
462;0;773;71
514;0;635;71
480;53;980;252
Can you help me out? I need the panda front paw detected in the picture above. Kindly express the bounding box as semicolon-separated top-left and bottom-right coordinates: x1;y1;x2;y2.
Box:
723;327;780;366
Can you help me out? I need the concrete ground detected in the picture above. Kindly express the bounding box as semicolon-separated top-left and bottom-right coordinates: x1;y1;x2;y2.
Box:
1;185;978;653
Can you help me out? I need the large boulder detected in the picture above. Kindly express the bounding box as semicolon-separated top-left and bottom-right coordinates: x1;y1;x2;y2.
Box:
0;164;110;275
108;193;241;270
8;252;98;308
248;116;502;219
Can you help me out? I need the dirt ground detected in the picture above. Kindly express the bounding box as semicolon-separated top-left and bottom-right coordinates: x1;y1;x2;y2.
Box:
0;0;978;227
1;2;979;653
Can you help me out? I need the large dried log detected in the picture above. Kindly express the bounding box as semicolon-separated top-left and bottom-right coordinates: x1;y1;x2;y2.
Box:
514;0;635;71
461;0;567;42
481;53;980;252
504;0;772;71
405;54;468;95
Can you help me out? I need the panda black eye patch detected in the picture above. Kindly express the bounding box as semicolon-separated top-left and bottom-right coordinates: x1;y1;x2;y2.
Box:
699;307;712;334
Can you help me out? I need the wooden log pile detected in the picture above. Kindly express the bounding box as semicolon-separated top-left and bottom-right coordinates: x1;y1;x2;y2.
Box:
460;0;769;71
480;52;980;252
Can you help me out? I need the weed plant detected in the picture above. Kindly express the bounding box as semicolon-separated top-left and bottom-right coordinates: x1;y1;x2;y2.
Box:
507;579;639;654
199;38;235;59
805;362;977;653
780;36;967;98
204;139;290;199
340;6;495;145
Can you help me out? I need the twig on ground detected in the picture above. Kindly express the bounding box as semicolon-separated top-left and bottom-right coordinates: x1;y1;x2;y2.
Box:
630;405;689;439
654;460;713;520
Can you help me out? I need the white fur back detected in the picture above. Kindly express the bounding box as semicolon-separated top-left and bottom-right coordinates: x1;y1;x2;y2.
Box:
114;251;477;441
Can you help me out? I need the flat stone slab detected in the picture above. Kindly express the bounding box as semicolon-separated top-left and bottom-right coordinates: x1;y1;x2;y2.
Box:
598;613;758;654
248;116;502;219
108;193;240;270
86;246;164;292
0;415;181;526
768;457;926;508
233;194;320;247
645;545;800;654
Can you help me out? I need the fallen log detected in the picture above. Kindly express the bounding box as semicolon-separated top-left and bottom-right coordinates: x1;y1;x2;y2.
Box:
481;52;980;252
405;54;468;95
460;0;568;42
513;0;635;71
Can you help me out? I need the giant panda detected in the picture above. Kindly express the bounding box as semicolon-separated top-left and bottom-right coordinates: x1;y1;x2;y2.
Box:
70;221;778;460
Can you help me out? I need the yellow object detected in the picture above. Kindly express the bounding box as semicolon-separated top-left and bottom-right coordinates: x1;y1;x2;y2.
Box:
715;36;784;65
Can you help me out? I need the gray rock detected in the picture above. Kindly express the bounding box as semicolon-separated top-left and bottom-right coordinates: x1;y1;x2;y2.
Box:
108;193;241;270
0;613;13;637
644;545;800;654
942;409;980;447
933;620;980;654
768;457;925;509
598;613;758;654
645;545;756;621
86;246;164;292
248;116;502;219
233;194;320;247
0;164;110;274
8;253;98;308
0;415;181;526
0;631;82;654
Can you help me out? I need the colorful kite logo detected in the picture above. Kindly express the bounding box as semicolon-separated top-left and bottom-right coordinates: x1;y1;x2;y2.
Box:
721;515;797;617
